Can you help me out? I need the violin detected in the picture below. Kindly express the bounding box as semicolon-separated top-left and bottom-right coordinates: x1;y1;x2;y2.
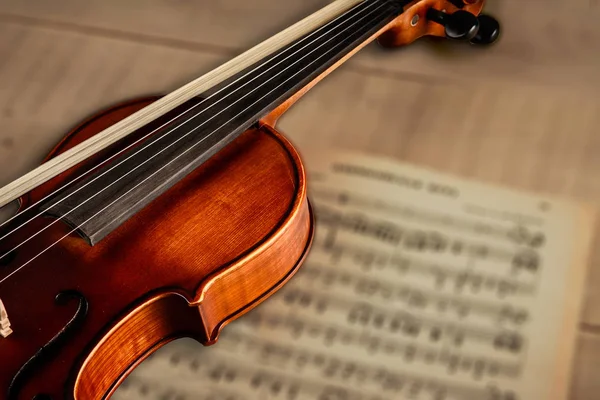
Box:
0;0;500;398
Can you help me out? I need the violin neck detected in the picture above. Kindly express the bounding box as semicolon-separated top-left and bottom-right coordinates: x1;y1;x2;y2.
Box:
0;0;405;209
39;0;404;246
215;0;403;122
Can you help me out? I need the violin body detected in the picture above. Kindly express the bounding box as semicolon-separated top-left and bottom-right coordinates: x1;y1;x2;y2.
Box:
0;0;500;398
0;96;314;399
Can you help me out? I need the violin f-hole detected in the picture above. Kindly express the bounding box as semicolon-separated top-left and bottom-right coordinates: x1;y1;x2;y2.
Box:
7;291;89;400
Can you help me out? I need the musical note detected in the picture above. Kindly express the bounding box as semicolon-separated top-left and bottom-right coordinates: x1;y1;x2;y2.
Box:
348;303;373;326
451;240;464;255
372;222;403;245
406;290;428;309
239;333;512;397
493;333;523;353
454;271;469;293
403;230;428;251
238;310;524;381
344;213;370;235
512;250;540;274
403;231;452;254
486;384;519;400
429;232;449;252
507;225;546;249
318;386;350;400
507;226;530;246
312;189;542;253
295;263;529;327
529;233;545;249
313;236;536;299
498;306;529;326
314;206;517;263
353;250;377;270
278;284;528;354
398;314;422;337
315;204;343;225
116;374;246;400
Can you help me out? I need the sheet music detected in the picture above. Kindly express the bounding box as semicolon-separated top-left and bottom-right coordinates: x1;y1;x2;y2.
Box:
113;151;594;400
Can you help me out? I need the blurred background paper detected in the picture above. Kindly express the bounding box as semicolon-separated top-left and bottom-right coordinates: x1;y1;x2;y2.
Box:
115;149;595;400
0;0;599;398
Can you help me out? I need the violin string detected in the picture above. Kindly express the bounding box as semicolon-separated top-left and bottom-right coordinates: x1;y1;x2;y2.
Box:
0;4;394;283
0;0;383;240
0;0;388;261
0;0;383;239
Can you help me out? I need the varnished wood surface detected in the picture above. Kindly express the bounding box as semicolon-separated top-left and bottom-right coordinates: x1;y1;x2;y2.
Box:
0;0;369;209
0;98;314;399
0;1;598;398
377;0;484;48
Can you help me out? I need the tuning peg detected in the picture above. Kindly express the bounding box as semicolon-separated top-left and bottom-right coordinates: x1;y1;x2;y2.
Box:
426;9;479;41
470;14;500;45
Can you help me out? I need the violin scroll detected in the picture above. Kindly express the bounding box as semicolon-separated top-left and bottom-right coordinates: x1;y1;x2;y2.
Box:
378;0;499;48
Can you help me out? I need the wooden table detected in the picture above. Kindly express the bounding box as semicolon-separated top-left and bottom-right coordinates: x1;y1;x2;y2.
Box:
0;1;598;398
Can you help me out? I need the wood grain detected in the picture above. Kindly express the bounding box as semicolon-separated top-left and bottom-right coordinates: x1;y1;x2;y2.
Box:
0;98;314;399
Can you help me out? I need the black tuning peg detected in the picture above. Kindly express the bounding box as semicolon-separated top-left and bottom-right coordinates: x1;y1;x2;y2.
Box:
426;9;479;41
470;14;500;45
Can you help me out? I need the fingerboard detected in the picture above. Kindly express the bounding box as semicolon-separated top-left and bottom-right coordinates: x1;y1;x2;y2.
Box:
41;0;402;245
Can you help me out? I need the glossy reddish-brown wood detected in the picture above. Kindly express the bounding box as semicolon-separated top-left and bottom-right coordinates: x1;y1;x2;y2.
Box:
0;96;314;399
377;0;484;47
